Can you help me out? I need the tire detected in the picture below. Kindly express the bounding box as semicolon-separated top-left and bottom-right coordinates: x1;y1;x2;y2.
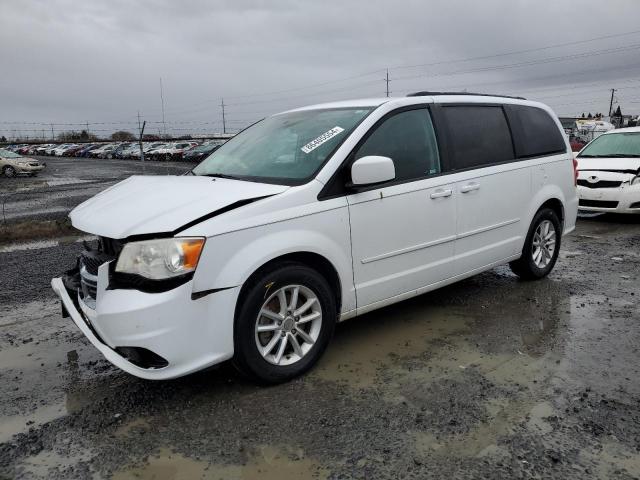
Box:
233;262;337;384
3;166;16;178
509;208;562;280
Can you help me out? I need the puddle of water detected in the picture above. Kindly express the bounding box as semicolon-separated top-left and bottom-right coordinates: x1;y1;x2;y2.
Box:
312;303;469;388
0;299;60;327
526;401;555;434
412;385;556;459
0;402;67;444
580;441;640;477
20;448;93;478
46;178;95;187
113;445;328;480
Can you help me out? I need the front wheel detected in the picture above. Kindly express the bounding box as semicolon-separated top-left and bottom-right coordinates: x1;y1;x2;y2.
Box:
509;208;562;280
233;262;337;384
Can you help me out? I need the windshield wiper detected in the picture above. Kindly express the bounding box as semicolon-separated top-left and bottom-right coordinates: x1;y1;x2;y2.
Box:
200;173;244;180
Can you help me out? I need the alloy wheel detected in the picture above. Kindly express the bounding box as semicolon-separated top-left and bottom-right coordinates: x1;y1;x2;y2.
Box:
254;284;322;366
532;219;556;268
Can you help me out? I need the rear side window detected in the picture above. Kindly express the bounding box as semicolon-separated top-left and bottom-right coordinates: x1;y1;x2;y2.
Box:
511;105;566;157
442;105;514;169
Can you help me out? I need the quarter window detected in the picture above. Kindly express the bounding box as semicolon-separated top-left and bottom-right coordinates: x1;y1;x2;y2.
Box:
354;108;441;182
442;105;514;169
512;105;567;157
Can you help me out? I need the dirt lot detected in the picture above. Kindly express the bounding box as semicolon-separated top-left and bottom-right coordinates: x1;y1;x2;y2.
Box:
0;159;639;479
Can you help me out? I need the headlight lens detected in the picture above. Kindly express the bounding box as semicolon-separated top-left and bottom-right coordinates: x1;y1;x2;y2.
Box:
631;175;640;185
115;237;205;280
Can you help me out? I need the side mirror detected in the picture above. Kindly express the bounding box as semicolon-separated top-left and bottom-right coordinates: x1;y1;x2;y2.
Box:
350;156;395;186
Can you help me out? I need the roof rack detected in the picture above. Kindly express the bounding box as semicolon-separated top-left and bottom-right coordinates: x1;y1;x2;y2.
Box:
406;91;526;100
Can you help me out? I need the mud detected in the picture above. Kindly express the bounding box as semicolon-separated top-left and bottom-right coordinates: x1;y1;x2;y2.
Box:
0;212;639;479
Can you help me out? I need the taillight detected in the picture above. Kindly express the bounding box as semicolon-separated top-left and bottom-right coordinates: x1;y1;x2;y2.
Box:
572;157;579;186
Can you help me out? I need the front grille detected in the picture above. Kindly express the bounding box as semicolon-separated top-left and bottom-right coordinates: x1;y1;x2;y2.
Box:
577;179;622;189
579;199;619;209
630;201;640;209
80;266;98;309
78;237;123;307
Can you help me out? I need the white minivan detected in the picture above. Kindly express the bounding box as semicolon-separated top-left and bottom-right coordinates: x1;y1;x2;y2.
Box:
52;93;578;382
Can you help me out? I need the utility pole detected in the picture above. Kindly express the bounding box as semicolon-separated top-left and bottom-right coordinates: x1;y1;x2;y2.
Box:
221;98;227;134
138;120;146;163
86;121;90;141
608;88;617;118
160;77;167;138
51;124;54;141
385;69;390;97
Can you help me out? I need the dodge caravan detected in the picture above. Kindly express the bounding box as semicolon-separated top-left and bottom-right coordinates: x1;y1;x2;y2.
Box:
51;93;578;382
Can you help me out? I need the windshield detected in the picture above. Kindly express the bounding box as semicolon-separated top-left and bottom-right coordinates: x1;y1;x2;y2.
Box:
578;132;640;158
192;107;373;184
0;149;21;158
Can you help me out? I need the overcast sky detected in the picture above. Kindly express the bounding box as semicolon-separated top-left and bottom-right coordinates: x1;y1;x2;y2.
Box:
2;0;640;138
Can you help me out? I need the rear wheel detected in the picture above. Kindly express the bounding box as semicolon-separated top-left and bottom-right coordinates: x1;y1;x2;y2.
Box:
3;166;16;178
509;208;561;280
233;262;336;383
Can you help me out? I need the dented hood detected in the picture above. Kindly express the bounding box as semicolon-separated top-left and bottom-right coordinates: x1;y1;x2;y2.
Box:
70;175;288;239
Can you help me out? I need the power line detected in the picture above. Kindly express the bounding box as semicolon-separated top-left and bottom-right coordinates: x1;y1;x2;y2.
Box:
393;43;640;83
388;28;640;72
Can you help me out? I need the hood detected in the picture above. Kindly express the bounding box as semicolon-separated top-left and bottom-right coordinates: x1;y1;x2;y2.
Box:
577;156;640;173
70;175;289;239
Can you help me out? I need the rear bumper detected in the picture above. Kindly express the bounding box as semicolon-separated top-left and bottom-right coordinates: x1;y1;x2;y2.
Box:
51;265;239;380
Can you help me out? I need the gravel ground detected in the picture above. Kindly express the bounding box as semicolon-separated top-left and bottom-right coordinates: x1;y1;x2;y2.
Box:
0;162;639;479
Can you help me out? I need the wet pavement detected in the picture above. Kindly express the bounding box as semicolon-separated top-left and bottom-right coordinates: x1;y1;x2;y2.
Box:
0;177;639;478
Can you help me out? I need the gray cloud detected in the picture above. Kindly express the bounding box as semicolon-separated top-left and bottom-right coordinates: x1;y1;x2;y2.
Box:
1;0;640;137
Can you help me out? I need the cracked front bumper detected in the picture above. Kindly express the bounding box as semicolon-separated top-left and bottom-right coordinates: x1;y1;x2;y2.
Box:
51;263;239;380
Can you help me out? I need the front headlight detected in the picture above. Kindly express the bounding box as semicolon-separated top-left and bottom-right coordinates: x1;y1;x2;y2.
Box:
18;162;29;166
631;175;640;185
115;237;205;280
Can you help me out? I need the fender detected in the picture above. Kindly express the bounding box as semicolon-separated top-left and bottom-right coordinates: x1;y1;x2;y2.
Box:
521;182;566;244
191;206;356;314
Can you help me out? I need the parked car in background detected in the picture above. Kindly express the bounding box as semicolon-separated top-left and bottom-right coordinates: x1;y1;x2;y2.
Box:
63;144;86;156
89;144;117;158
569;136;587;152
75;143;102;157
0;148;45;177
576;126;640;213
182;142;222;162
52;93;577;382
113;143;136;159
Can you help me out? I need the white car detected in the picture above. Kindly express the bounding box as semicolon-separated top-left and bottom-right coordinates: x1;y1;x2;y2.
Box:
52;93;577;382
576;126;640;213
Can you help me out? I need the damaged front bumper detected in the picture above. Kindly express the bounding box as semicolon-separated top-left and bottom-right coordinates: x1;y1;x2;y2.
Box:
51;260;239;380
577;171;640;213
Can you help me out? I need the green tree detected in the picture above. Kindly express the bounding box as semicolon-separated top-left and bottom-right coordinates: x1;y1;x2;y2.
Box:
111;131;136;141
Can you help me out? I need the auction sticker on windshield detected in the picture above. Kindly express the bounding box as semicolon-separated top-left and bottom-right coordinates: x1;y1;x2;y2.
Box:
301;126;345;154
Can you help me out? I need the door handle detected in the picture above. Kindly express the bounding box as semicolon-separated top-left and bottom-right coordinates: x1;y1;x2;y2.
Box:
460;183;480;193
430;188;452;199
